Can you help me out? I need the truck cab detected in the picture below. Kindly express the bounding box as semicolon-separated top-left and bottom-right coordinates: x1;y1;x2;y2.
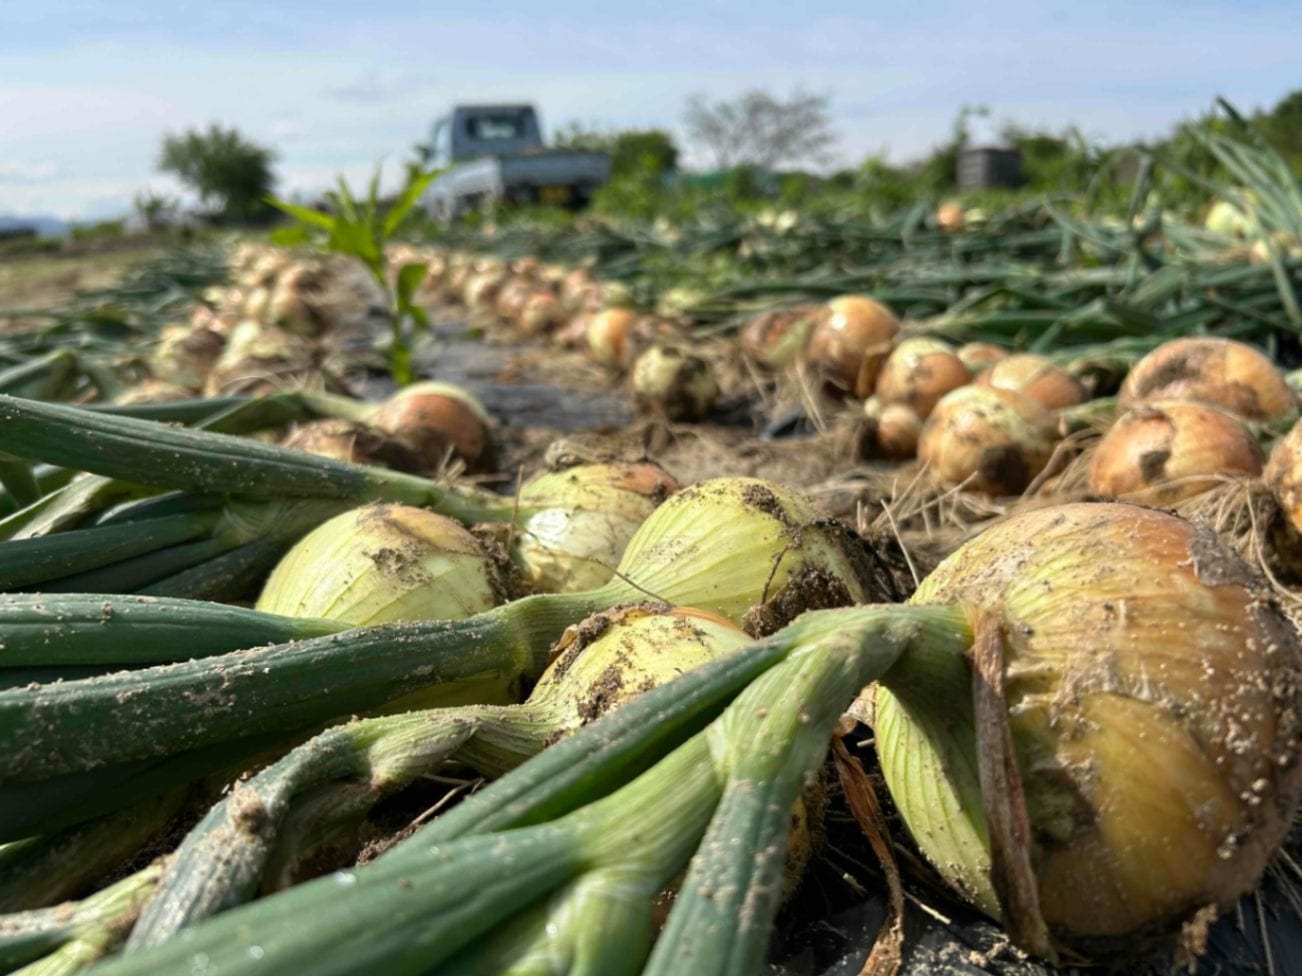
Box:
424;104;611;223
430;105;545;165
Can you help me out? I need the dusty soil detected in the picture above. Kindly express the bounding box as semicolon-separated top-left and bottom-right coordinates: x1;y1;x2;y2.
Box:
0;243;164;317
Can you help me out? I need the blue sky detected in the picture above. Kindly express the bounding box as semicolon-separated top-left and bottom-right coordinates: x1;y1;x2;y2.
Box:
2;1;1298;219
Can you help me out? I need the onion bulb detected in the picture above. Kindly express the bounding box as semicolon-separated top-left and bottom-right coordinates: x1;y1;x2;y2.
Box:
1088;401;1262;504
611;477;895;634
1264;418;1302;538
863;397;922;459
586;308;639;367
874;337;971;419
1118;337;1296;422
280;419;425;473
114;379;194;405
977;353;1085;411
518;291;565;336
370;381;496;474
957;341;1007;375
533;604;748;721
150;324;226;391
918;386;1058;495
805;295;901;397
876;502;1302;947
936;201;965;233
257;503;507;626
739;306;818;370
512;462;678;593
630;345;720;421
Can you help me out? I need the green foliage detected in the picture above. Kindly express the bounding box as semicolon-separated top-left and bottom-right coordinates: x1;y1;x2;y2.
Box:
158;125;277;223
133;191;179;232
69;219;127;243
268;165;437;384
553;125;680;178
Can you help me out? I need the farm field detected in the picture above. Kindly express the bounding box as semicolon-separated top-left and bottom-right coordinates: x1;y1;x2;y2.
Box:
1;115;1301;976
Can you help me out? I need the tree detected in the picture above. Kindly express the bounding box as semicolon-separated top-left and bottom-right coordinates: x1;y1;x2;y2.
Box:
683;90;836;170
554;126;679;178
158;125;277;222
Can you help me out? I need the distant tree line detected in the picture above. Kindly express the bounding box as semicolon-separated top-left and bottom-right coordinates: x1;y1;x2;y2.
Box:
145;87;1302;227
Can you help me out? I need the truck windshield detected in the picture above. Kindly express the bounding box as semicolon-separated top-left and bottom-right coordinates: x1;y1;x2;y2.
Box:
467;115;526;140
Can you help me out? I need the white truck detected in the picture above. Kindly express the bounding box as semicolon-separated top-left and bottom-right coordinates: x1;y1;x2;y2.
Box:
423;105;611;223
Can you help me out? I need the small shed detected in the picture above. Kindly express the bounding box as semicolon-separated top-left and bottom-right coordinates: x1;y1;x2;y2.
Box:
957;146;1023;191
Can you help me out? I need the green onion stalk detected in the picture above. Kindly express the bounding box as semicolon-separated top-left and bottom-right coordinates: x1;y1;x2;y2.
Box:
0;477;893;838
83;602;966;976
0;860;168;976
83;502;1302;973
124;606;750;948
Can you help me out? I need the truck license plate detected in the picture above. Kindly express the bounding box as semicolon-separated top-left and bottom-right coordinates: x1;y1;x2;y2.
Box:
539;185;572;205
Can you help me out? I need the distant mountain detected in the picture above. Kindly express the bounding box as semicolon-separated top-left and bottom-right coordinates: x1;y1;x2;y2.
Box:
0;215;69;238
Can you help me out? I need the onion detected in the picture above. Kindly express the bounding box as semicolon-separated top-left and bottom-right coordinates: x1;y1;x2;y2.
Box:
585;307;666;369
957;341;1007;374
977;353;1085;411
876;502;1302;947
1204;193;1256;238
463;268;509;314
863;397;922;459
805;295;901;397
441;262;473;304
559;268;597;313
113;379;194;405
280;419;425;473
586;308;639;367
150;324;226;391
874;337;971;418
613;477;896;634
202;321;325;397
518;291;566;337
257;503;507;626
739;306;818;370
370;381;496;474
936;201;965;233
512;462;678;593
630;345;719;421
533;604;748;721
493;278;535;323
1088;401;1262;504
918;386;1058;495
1118;337;1296;422
1264;419;1302;538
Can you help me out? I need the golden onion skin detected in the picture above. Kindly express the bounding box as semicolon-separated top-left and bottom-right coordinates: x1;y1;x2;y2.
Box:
610;477;898;635
957;341;1007;376
513;462;678;593
630;345;719;421
876;503;1302;946
371;382;496;474
805;295;901;398
739;306;818;370
257;503;506;626
1265;418;1302;535
918;385;1058;496
977;353;1085;411
586;308;639;367
532;605;748;721
863;397;922;459
874;337;971;419
279;419;425;474
1118;337;1296;422
1088;401;1263;504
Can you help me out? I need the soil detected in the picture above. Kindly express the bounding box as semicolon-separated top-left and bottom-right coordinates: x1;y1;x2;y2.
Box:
0;243;165;328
